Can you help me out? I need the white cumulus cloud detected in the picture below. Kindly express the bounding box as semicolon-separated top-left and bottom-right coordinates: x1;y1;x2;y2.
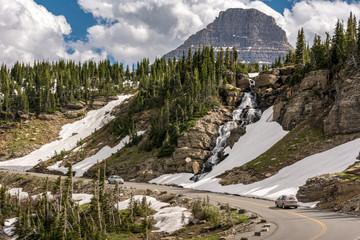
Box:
0;0;106;65
0;0;71;65
283;0;360;46
1;0;360;66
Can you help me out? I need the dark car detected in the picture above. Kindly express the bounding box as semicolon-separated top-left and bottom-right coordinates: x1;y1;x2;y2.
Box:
275;195;298;209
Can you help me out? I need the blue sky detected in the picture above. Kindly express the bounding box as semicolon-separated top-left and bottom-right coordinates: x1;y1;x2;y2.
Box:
34;0;96;42
1;0;360;65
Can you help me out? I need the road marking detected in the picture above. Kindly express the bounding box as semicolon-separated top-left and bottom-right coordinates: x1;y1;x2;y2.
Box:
213;195;327;240
280;209;327;240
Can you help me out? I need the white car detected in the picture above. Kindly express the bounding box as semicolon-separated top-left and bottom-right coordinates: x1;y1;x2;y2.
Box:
108;175;124;184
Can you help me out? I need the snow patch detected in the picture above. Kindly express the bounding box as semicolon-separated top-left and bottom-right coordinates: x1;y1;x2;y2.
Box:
72;193;93;205
115;195;190;233
4;217;17;237
47;131;145;176
31;191;54;200
47;161;68;174
0;95;132;171
7;188;29;200
248;72;259;78
151;107;360;201
153;206;191;234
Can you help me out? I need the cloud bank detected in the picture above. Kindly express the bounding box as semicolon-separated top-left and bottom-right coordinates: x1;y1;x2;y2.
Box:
0;0;360;65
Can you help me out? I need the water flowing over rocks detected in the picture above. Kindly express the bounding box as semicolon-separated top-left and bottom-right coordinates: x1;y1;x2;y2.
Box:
191;79;261;181
164;8;293;63
174;107;231;163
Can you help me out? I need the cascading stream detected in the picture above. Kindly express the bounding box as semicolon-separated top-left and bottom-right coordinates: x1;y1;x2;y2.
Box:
191;79;262;182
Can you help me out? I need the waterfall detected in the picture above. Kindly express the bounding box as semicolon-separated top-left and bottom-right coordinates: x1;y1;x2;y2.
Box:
191;79;262;182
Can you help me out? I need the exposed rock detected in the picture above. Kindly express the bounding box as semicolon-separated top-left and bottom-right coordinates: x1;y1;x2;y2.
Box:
61;108;86;119
66;102;85;110
300;70;329;91
298;174;360;215
345;162;360;175
236;74;250;89
192;160;200;174
17;111;29;120
177;107;230;150
261;68;280;76
107;96;119;101
323;74;360;135
172;147;211;161
38;112;62;121
273;91;325;130
226;126;246;149
164;8;293;63
297;174;342;203
255;74;280;88
219;84;243;106
91;100;107;109
279;66;295;76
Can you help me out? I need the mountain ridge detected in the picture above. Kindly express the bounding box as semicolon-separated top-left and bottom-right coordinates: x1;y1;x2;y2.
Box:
164;8;294;63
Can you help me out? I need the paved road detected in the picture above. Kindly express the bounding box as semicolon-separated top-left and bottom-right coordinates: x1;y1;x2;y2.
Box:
125;182;360;240
2;169;360;240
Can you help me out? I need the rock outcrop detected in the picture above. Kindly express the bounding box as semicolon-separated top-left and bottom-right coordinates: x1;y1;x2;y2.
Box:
323;73;360;135
164;8;293;63
298;173;360;215
38;112;62;121
172;107;231;165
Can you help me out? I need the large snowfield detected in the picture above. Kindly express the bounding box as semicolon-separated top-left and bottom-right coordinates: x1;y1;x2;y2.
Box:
150;107;360;201
0;95;132;171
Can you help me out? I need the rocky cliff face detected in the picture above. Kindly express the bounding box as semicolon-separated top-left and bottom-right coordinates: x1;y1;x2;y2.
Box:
297;172;360;215
164;8;293;63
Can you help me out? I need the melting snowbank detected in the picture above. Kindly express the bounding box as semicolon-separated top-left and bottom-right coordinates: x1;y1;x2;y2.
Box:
116;195;190;233
72;193;93;205
151;107;360;201
48;131;145;177
0;95;132;171
4;217;17;237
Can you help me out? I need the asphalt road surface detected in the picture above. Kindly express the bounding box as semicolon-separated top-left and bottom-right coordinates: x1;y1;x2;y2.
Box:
2;169;360;240
124;182;360;240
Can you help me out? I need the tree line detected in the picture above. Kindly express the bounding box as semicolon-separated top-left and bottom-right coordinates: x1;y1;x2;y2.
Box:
0;60;130;121
272;12;360;83
1;162;154;239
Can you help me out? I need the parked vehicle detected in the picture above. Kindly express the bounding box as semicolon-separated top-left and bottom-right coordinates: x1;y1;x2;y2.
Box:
275;195;298;209
108;175;124;184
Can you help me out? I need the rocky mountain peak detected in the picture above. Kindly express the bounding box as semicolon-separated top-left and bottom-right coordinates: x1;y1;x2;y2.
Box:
164;8;293;63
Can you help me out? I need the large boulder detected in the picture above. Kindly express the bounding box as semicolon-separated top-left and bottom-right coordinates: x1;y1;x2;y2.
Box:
300;70;329;91
255;74;280;88
62;108;86;119
236;74;250;89
66;101;85;110
226;126;246;149
219;84;243;106
323;74;360;135
38;112;62;121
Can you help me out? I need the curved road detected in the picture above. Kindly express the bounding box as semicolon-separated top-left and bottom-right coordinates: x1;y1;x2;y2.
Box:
2;170;360;239
124;182;360;240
